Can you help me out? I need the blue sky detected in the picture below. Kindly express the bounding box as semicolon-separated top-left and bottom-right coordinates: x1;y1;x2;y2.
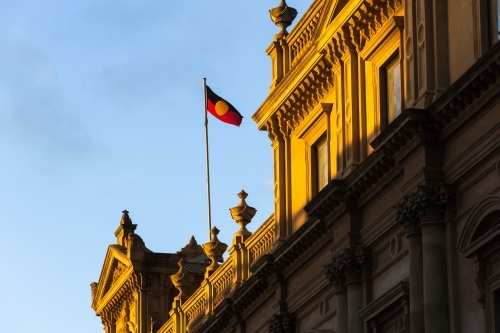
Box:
0;1;310;332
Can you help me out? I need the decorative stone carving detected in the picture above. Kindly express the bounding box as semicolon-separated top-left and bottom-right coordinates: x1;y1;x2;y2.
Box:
112;262;126;286
91;282;98;302
473;255;486;308
269;0;298;37
177;236;206;262
202;227;228;277
325;246;371;287
170;258;194;305
343;247;372;283
267;312;295;333
115;210;138;247
229;190;257;238
324;251;347;292
395;183;455;233
394;193;421;235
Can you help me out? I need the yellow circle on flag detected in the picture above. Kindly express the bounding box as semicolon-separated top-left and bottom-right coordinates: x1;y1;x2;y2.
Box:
215;100;229;116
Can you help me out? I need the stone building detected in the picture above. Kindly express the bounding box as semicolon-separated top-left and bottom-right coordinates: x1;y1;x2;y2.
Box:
91;0;500;332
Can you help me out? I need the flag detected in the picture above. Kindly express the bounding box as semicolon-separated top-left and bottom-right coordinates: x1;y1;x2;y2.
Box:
206;86;243;126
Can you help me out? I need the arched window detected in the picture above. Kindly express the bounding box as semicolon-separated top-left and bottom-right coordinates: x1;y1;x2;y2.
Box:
458;195;500;332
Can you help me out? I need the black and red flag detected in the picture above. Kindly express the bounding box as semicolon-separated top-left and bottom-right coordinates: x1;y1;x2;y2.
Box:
206;86;243;126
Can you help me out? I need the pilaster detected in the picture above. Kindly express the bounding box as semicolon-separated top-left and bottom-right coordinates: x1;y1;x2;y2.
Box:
412;183;455;333
325;247;371;333
395;195;424;333
266;114;292;249
406;0;450;107
338;27;361;175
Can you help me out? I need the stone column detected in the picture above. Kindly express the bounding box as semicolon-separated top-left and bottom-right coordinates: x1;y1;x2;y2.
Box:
336;291;348;333
344;247;370;333
414;184;453;333
326;247;370;333
420;220;449;333
395;196;424;333
347;281;363;333
325;252;348;333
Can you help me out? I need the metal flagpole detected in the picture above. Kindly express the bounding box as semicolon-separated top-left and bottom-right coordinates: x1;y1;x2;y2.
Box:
203;78;212;240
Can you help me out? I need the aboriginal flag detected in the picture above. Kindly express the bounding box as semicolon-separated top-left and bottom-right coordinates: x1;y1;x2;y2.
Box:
206;86;243;126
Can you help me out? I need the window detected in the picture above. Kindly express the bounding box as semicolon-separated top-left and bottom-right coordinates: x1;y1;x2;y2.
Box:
494;288;500;333
386;57;402;123
379;54;402;129
313;137;329;193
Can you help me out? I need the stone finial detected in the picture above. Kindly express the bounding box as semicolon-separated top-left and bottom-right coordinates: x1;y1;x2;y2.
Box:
90;282;98;303
188;235;197;246
120;210;133;225
115;210;137;246
169;258;194;307
229;190;257;239
269;0;298;38
202;227;228;277
177;235;205;262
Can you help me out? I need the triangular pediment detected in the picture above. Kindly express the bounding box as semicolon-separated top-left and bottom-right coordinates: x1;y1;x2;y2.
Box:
325;0;350;26
91;245;132;310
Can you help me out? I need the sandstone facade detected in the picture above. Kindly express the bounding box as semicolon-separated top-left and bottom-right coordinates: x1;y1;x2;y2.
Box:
91;1;500;332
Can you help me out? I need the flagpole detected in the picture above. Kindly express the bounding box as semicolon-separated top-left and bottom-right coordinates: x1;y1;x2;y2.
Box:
203;78;212;240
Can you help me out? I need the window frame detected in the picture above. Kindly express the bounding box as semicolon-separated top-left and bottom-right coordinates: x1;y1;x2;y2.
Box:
311;134;329;196
379;51;402;130
359;25;402;145
297;110;330;202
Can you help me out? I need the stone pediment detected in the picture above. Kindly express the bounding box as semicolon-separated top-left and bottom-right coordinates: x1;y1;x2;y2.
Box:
324;0;350;26
91;245;132;311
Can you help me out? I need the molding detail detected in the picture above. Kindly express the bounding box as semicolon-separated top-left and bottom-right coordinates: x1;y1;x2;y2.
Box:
458;194;500;257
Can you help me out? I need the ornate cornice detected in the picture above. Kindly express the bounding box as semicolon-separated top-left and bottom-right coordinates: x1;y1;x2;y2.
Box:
255;0;406;142
260;54;334;141
325;0;404;64
98;272;143;324
304;153;396;222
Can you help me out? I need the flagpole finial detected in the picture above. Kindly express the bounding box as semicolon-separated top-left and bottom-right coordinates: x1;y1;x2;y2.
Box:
269;0;298;38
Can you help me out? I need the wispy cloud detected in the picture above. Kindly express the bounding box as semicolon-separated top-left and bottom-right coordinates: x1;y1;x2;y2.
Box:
0;30;94;166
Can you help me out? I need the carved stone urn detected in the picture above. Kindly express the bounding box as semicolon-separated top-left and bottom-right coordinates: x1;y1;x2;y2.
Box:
269;0;298;37
229;190;257;239
169;258;194;306
202;227;228;277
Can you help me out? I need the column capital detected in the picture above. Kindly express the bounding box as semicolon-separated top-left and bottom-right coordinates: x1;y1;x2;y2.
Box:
267;312;295;333
394;194;421;236
414;183;455;224
324;252;347;292
396;183;455;232
325;246;372;288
